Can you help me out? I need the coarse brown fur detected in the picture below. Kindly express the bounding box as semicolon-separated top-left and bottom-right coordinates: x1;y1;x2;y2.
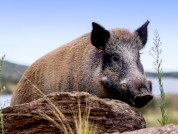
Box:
11;33;103;105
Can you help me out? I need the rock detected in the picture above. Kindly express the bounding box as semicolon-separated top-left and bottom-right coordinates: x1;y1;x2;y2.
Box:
111;124;178;134
2;92;145;134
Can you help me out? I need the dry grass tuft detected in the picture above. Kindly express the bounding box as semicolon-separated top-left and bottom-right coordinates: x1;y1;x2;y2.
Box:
19;71;97;134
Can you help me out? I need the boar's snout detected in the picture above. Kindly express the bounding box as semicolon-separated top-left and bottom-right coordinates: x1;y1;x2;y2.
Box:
134;89;153;108
120;79;153;108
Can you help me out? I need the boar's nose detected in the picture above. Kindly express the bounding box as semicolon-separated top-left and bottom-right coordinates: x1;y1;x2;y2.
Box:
134;89;153;108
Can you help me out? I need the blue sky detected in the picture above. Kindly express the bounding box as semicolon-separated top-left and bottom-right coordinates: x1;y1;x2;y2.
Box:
0;0;178;72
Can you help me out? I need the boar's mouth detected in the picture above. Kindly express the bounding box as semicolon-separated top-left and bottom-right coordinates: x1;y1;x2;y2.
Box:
115;91;153;108
103;85;132;106
104;85;153;108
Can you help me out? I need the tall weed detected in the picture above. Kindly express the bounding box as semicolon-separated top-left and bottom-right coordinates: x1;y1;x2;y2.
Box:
0;55;6;134
150;30;168;126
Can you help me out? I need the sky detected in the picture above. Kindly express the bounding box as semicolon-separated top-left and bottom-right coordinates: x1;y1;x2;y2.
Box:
0;0;178;72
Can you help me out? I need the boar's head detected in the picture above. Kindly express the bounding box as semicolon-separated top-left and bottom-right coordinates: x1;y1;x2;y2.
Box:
91;21;153;108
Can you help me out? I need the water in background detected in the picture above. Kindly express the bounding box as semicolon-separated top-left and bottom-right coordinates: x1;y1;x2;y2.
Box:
0;94;11;108
150;77;178;97
0;78;178;108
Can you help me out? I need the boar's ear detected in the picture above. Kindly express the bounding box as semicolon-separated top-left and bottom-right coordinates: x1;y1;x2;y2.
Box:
135;20;149;49
91;22;110;50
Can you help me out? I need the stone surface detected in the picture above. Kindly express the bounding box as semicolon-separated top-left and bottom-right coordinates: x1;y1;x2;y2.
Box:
3;92;145;134
111;124;178;134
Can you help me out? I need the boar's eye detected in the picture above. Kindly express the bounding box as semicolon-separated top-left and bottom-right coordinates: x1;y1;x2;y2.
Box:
112;56;119;62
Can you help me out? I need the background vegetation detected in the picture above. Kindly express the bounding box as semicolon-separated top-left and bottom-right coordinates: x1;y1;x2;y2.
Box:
0;61;27;94
140;94;178;127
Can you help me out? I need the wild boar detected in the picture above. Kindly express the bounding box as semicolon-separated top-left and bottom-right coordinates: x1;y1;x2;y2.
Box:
11;21;153;108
